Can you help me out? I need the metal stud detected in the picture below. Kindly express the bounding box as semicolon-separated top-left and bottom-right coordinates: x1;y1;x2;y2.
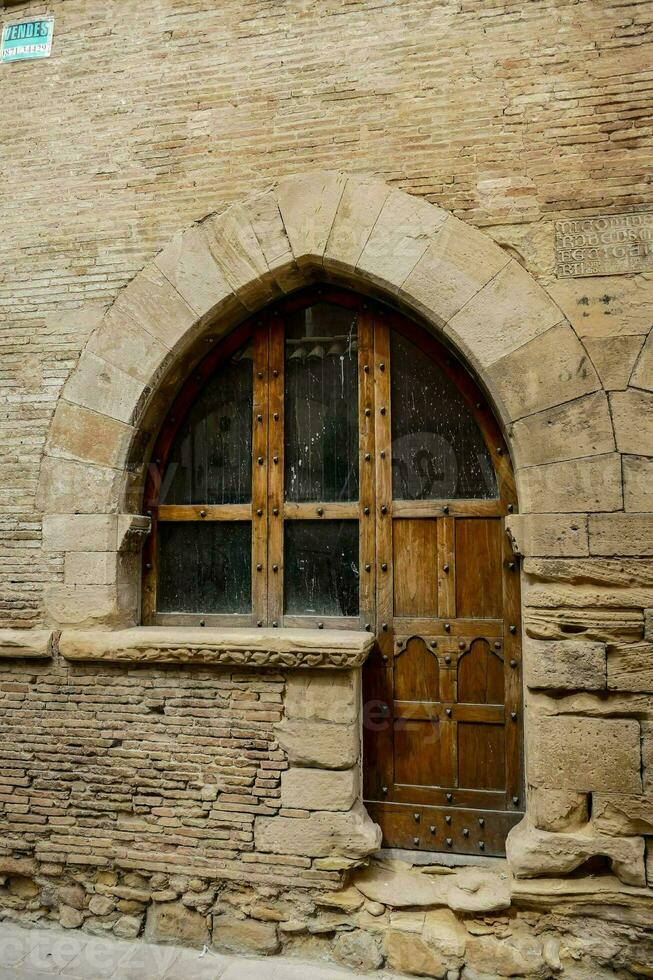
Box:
380;406;386;415
509;624;517;634
446;793;453;803
379;362;385;371
494;641;502;650
443;563;450;573
145;563;151;571
365;564;371;572
381;563;388;571
446;708;452;718
382;785;388;795
414;813;420;823
479;841;485;850
429;825;436;834
444;654;451;665
463;828;469;837
256;563;263;572
365;407;371;417
458;640;465;650
318;623;324;629
381;505;387;515
496;446;503;455
272;620;278;628
364;506;370;515
257;371;263;379
200;510;207;518
273;508;279;516
511;711;518;721
257;414;263;423
364;364;369;373
446;838;453;847
380;450;386;459
442;505;449;515
365;623;371;631
430;640;437;649
382;623;388;631
445;815;452;825
273;369;279;378
199;619;205;627
512;796;520;806
257;620;263;627
413;837;420;846
273;412;279;421
365;453;371;461
273;456;279;464
382;654;388;663
507;503;514;513
510;659;518;668
317;507;324;516
258;456;264;465
272;564;279;573
256;508;263;516
444;623;451;633
508;561;516;571
479;817;485;827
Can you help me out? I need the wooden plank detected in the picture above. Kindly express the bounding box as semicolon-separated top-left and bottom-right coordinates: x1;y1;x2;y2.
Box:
267;316;285;627
359;310;376;632
362;666;394;801
142;510;158;625
393;617;503;637
394;702;504;723
282;615;361;630
158;504;252;521
283;502;358;520
252;326;269;628
365;800;521;856
153;613;253;628
502;522;523;809
393;499;503;518
455;517;503;618
458;721;506;791
437;517;456;619
386;785;507;809
374;316;393;651
393;520;438;617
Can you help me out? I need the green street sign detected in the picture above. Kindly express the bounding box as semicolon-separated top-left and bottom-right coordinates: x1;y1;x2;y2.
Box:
1;17;54;63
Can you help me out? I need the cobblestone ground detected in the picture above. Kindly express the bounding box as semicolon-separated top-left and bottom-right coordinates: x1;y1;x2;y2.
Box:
0;921;403;980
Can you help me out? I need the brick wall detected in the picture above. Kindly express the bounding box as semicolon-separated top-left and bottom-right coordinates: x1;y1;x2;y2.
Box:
1;0;652;625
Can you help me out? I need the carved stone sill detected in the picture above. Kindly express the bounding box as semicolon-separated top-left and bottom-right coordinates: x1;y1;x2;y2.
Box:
58;627;375;669
0;629;54;659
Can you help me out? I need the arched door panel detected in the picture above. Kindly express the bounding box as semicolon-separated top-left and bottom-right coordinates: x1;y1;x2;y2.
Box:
143;287;523;857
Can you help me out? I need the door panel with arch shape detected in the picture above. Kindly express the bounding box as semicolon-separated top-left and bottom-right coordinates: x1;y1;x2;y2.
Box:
141;286;523;857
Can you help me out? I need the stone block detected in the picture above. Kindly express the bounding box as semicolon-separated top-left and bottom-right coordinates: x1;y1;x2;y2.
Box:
529;788;589;831
610;389;653;456
37;456;123;516
280;767;358;811
109;261;197;351
276;170;347;264
284;669;359;724
0;629;53;659
275;718;358;769
64;350;146;425
506;818;646;887
255;801;380;858
466;935;545;978
584;334;646;391
48;400;134;469
592;794;653;836
631;328;653;391
333;930;383;971
589;514;653;557
447;260;563;368
43;514;118;553
385;930;447;977
624;456;653;512
201;205;278;309
524;638;606;691
64;552;118;586
44;584;138;628
488;321;600;422
87;305;170;384
325;176;391;271
607;641;653;692
154;223;236;319
518;454;622;514
510;391;615;468
357;188;448;289
422;908;467;958
145;900;209;945
547;274;653;341
505;514;588;557
212;913;279;955
527;716;642;793
401;213;510;325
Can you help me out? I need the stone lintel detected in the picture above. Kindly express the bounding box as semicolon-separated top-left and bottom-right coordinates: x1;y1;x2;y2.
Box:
0;629;54;659
58;627;374;669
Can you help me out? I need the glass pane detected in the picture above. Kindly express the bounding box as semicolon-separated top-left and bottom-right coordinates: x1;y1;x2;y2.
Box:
284;520;359;616
161;344;253;505
285;304;359;502
391;332;498;499
157;522;251;614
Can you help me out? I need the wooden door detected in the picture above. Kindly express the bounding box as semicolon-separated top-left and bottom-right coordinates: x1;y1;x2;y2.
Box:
363;309;523;857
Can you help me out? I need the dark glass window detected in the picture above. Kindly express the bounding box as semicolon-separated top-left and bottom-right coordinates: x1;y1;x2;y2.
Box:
285;304;359;502
157;522;251;615
284;521;359;617
390;332;497;500
161;345;253;505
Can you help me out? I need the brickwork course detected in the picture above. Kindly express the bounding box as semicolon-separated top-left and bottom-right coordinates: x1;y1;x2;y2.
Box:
0;0;653;977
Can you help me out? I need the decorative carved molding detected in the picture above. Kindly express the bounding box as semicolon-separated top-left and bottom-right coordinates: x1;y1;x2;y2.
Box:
58;627;374;669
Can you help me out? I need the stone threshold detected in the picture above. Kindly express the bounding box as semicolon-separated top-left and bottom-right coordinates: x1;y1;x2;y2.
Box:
57;626;375;669
0;629;54;659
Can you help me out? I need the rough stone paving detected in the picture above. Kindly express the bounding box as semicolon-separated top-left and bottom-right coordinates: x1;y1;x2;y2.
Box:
0;0;652;977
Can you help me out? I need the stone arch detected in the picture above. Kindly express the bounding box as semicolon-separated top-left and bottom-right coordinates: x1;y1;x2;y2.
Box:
38;169;610;630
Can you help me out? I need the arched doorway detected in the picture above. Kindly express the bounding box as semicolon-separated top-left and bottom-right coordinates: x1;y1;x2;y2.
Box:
141;286;522;857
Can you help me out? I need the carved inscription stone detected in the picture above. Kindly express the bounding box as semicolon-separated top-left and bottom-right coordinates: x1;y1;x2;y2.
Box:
555;211;653;278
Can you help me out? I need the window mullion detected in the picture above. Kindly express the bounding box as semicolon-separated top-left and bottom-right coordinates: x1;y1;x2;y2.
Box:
358;310;376;633
252;323;269;628
267;315;285;628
